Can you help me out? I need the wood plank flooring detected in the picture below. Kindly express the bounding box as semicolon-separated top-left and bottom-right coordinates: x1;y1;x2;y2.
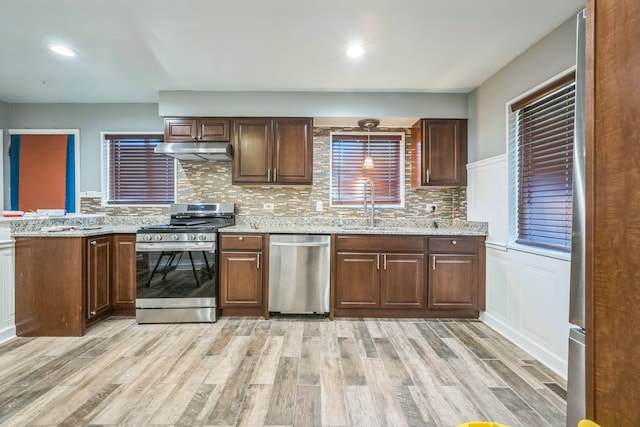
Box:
0;317;567;426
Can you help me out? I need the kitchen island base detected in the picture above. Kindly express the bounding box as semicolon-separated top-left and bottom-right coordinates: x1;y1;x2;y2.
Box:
14;234;135;337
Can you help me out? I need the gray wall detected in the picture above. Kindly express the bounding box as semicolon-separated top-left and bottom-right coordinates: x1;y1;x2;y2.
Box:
159;91;468;122
0;101;8;208
4;103;163;200
467;16;578;162
0;101;8;129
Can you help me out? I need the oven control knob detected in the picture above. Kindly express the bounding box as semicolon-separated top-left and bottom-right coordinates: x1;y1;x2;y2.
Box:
154;235;162;241
189;234;196;241
198;234;207;241
172;235;179;241
144;235;152;241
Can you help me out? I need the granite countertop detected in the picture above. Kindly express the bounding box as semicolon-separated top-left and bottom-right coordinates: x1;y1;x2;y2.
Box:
220;217;487;237
7;214;166;238
219;224;486;236
12;225;139;237
6;214;488;238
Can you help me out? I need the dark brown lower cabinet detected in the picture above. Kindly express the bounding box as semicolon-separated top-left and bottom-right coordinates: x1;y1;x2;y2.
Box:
427;236;486;313
15;237;86;336
428;254;477;310
15;233;138;336
335;253;380;308
381;254;425;309
86;236;112;323
332;234;485;319
333;235;427;318
219;234;266;316
335;252;425;309
112;234;136;314
219;252;263;308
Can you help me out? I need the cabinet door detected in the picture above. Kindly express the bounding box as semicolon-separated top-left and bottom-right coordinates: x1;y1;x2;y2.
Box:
112;235;136;309
380;253;424;308
273;118;313;184
164;118;198;141
198;118;231;141
428;254;477;310
219;251;263;307
233;119;272;183
86;236;112;319
411;119;467;186
335;253;380;308
425;119;467;186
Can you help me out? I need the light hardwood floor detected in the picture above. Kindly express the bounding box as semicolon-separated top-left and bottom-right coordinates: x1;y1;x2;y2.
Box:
0;317;567;426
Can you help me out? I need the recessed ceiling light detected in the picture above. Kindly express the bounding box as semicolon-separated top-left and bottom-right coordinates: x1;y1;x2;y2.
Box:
48;44;77;57
347;44;364;58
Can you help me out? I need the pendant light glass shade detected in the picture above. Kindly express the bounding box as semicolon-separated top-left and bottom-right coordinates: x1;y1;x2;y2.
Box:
363;156;374;169
359;118;379;170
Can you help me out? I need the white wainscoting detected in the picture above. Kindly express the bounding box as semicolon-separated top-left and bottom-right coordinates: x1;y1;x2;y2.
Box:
0;239;15;344
468;155;571;378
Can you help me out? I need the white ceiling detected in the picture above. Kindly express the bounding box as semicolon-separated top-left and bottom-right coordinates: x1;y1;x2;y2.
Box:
0;0;585;104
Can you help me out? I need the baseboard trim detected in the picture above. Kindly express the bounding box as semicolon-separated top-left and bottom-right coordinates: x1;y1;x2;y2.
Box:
0;324;17;345
483;312;568;379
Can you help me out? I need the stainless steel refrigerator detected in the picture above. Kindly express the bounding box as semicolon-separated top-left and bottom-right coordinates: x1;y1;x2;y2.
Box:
566;8;586;427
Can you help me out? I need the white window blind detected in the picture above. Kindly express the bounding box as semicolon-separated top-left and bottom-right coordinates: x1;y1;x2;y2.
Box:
331;134;403;206
511;72;575;251
104;134;175;205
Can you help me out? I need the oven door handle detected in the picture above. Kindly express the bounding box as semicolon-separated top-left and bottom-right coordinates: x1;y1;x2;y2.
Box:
136;243;216;252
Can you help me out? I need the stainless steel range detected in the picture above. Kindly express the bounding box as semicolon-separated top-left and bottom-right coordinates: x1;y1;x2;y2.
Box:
135;203;235;323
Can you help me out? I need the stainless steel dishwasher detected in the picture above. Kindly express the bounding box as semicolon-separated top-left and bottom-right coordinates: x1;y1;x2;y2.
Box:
268;234;330;314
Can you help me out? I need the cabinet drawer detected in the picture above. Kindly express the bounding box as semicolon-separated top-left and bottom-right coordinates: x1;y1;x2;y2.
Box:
220;234;264;250
335;235;425;252
428;237;478;253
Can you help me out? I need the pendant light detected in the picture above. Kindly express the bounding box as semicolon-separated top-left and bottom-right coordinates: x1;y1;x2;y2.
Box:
358;118;379;169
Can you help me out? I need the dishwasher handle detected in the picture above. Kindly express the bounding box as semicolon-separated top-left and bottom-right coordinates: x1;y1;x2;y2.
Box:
270;241;330;248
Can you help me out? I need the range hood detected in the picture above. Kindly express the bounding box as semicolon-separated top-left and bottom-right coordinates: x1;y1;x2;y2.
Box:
154;142;233;161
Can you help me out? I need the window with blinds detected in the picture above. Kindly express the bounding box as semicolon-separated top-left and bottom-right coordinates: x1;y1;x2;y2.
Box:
330;133;404;206
103;134;175;205
510;72;575;251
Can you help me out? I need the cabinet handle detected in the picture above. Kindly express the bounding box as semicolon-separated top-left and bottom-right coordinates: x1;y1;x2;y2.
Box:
383;254;387;270
192;135;197;141
267;169;271;182
90;241;97;246
451;240;457;245
90;310;96;316
239;236;244;241
257;253;261;269
432;255;436;270
426;169;431;183
274;168;277;182
376;254;380;270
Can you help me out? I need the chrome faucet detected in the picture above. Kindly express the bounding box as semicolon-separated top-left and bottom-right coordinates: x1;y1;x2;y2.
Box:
363;179;376;227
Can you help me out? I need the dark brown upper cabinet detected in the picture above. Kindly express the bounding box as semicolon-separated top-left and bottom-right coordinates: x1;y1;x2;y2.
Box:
411;119;467;187
233;118;313;185
164;117;231;142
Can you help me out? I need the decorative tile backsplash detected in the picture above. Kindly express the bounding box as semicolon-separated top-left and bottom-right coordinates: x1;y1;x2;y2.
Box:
81;126;467;221
80;199;169;216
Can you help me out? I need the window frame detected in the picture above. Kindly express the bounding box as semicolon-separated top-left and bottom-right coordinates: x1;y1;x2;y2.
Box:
329;131;405;208
101;131;176;207
508;70;576;254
